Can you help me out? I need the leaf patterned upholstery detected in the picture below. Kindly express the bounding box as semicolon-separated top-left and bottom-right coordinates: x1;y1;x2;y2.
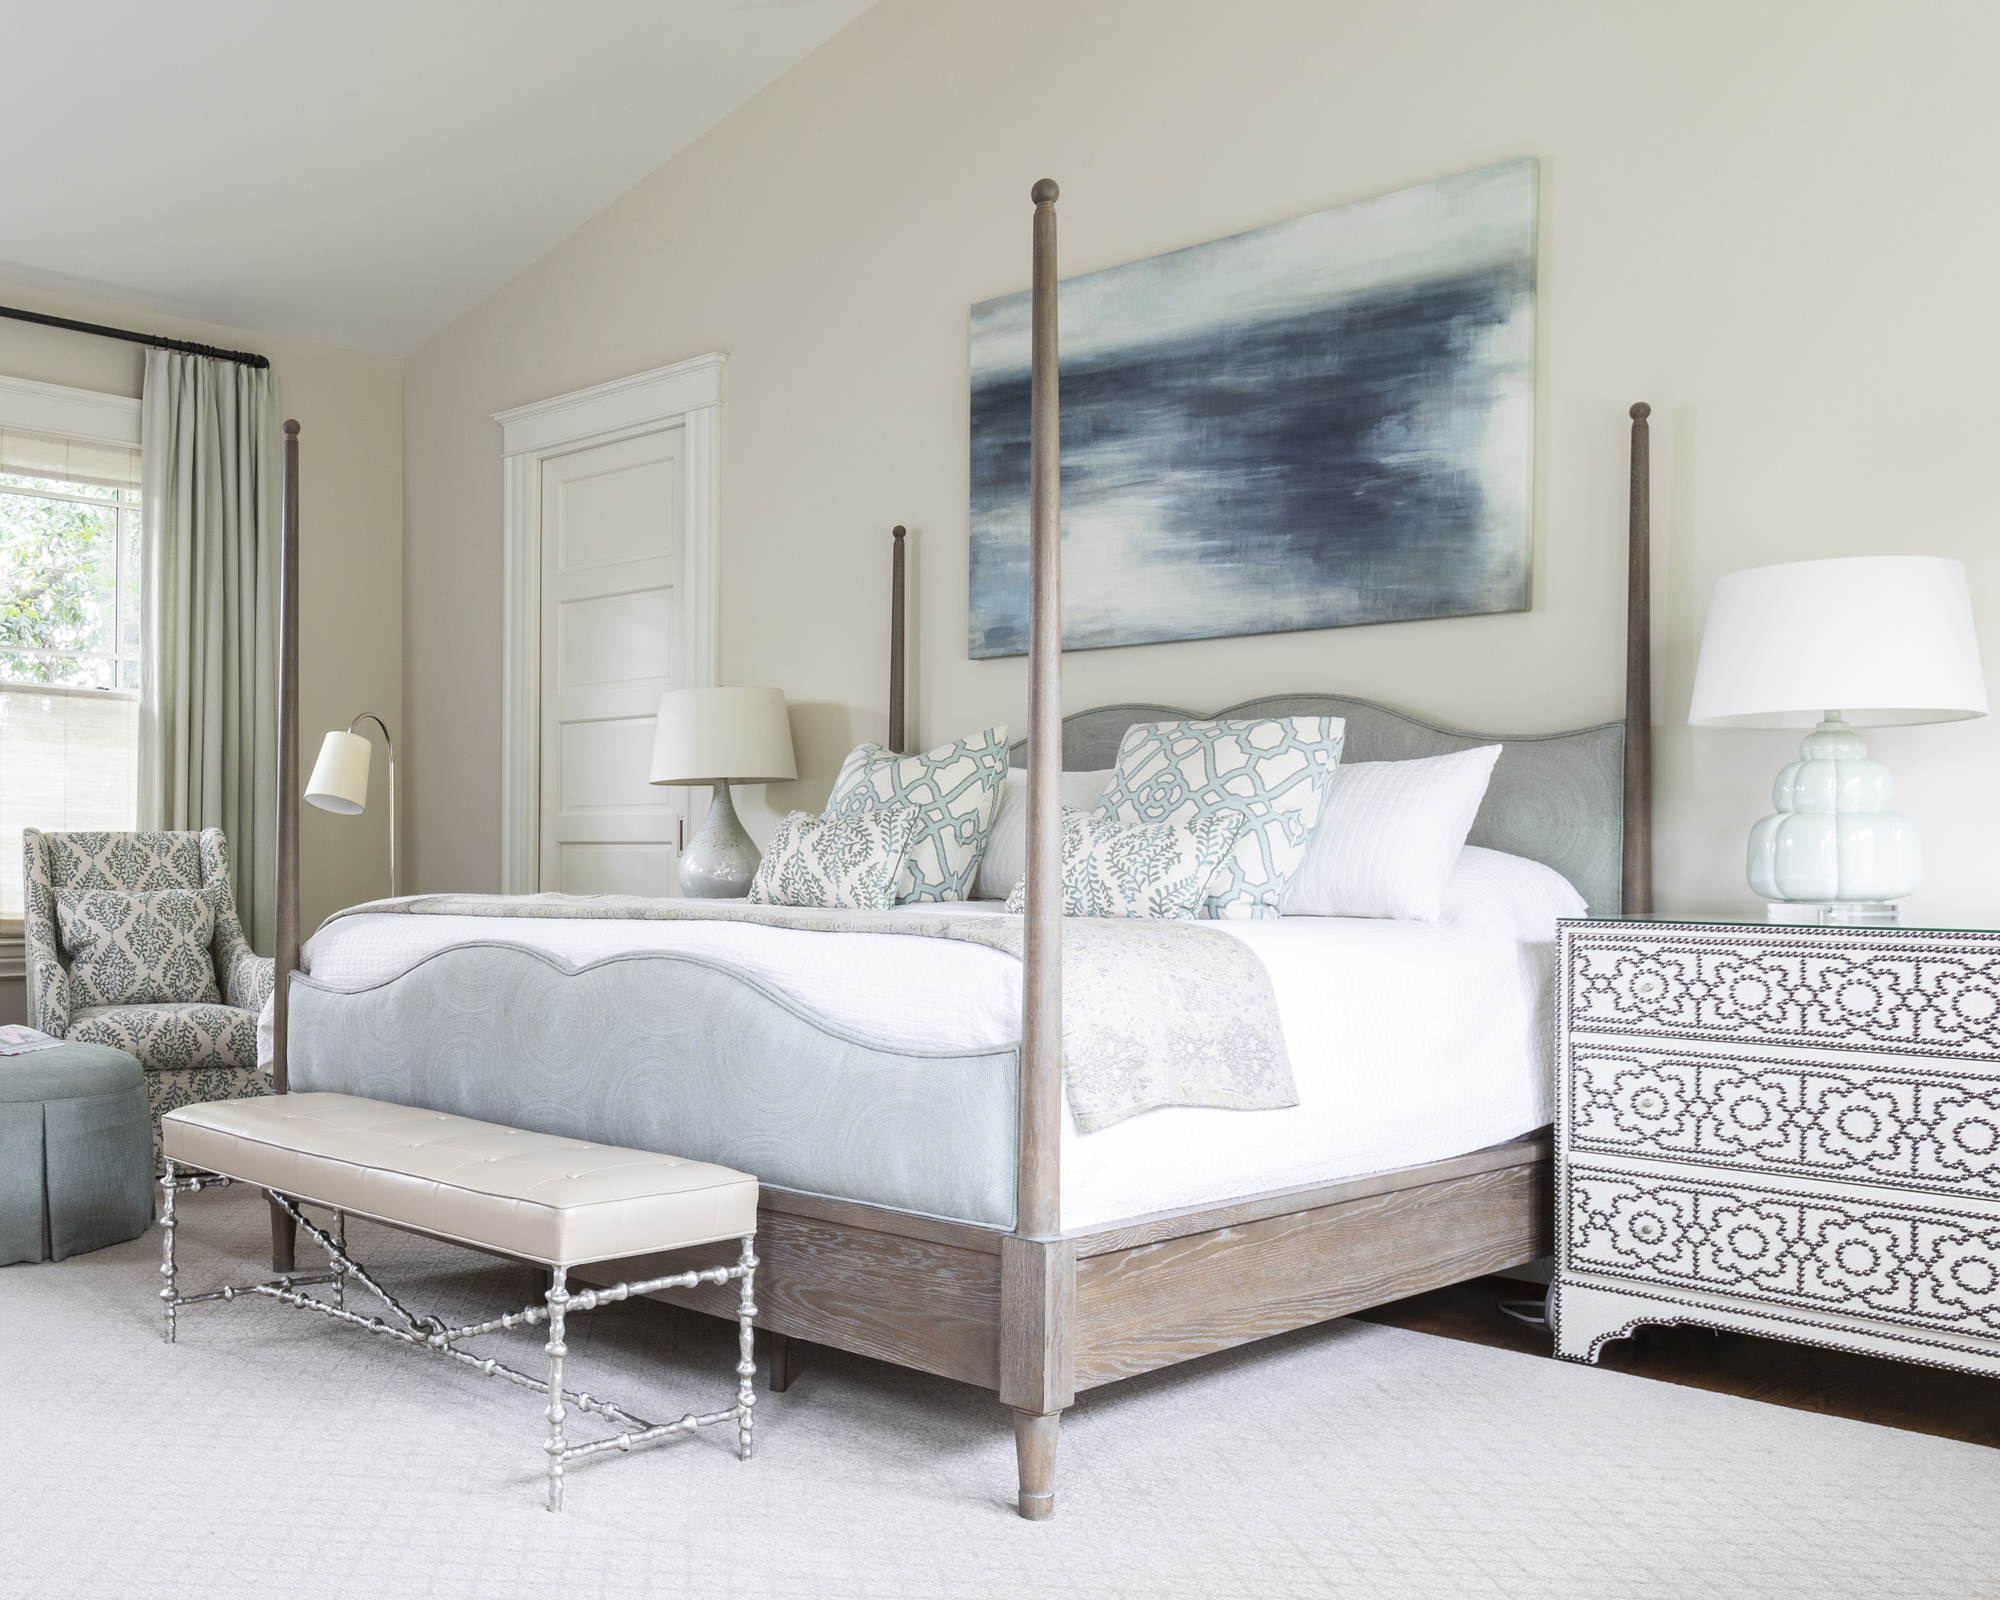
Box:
56;886;225;1006
22;830;272;1150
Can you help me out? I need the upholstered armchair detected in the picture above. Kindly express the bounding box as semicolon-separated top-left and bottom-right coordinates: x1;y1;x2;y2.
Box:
23;829;274;1164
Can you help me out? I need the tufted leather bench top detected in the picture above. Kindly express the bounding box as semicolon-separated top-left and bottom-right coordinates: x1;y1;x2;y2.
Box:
162;1091;757;1267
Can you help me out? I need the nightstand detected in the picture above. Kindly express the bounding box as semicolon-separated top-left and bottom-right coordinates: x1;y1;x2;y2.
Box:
1552;913;2000;1379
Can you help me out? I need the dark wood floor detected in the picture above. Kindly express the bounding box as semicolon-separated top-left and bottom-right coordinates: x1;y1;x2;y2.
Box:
1354;1275;2000;1448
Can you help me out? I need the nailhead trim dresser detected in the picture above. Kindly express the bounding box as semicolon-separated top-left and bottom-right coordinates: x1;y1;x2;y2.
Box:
1552;914;2000;1378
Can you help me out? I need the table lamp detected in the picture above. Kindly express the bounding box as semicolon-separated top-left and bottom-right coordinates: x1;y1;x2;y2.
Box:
305;713;398;898
649;687;797;897
1688;556;1987;923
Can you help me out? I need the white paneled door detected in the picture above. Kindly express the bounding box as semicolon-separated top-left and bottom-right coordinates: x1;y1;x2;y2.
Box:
538;427;686;897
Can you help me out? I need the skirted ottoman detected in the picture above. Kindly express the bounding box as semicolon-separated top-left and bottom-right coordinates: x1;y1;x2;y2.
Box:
0;1042;153;1266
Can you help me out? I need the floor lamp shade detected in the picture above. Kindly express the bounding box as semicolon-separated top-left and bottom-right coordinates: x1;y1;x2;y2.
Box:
650;687;797;898
1687;556;1987;916
305;730;371;814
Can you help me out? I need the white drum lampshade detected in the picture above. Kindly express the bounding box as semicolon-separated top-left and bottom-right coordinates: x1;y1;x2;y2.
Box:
1688;556;1987;919
305;730;372;815
650;687;798;898
648;687;799;787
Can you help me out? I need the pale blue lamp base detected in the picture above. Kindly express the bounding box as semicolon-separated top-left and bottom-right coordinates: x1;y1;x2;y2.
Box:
1748;713;1921;924
681;778;760;898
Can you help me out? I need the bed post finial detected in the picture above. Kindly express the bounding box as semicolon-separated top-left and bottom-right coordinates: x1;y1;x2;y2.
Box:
1031;178;1059;205
1623;402;1653;916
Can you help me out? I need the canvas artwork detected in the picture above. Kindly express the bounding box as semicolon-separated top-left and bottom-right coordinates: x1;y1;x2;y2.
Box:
968;157;1538;659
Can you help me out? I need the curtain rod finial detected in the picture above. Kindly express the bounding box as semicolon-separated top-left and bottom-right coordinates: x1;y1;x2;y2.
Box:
1031;178;1059;205
1629;401;1651;422
283;419;300;436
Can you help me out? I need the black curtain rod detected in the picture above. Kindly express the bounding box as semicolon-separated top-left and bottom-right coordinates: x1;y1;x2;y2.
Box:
0;303;269;370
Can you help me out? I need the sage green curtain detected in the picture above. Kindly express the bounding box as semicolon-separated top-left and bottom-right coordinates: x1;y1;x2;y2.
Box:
138;350;277;954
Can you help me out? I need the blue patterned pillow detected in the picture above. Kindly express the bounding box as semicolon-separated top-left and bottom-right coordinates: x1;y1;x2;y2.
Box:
1095;717;1345;919
827;727;1009;902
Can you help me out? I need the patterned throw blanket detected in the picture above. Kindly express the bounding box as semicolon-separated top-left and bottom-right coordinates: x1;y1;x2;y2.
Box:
322;894;1297;1134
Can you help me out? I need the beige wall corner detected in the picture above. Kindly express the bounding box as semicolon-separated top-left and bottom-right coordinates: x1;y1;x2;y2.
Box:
0;280;404;941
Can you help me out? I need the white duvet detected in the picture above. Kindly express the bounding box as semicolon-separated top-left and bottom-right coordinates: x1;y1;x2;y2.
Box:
264;845;1583;1230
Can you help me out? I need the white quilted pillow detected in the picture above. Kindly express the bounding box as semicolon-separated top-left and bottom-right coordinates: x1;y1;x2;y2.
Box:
1285;745;1502;920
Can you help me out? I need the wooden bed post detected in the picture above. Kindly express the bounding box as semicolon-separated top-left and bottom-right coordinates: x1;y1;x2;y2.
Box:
1001;177;1074;1522
889;525;908;755
269;418;302;1271
1622;402;1653;916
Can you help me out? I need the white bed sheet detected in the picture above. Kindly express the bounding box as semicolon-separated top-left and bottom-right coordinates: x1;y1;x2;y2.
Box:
264;846;1583;1230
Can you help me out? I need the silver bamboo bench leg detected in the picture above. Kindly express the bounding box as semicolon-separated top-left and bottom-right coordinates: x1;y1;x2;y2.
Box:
545;1268;569;1511
156;1094;764;1510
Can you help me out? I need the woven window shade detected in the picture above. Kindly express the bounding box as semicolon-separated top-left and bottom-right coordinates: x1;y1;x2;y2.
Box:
0;425;140;490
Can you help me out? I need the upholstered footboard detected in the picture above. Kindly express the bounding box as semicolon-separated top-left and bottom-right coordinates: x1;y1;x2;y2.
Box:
285;942;1022;1229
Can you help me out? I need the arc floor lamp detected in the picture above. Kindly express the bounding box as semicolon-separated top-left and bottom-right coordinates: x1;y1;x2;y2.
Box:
305;712;398;898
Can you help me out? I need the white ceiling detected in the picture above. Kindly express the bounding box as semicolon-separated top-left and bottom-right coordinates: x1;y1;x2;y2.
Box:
0;0;876;358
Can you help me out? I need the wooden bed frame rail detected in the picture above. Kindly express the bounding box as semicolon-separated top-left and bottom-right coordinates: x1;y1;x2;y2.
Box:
266;180;1652;1520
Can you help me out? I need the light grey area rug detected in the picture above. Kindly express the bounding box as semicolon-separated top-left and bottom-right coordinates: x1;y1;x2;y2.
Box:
4;1185;1997;1600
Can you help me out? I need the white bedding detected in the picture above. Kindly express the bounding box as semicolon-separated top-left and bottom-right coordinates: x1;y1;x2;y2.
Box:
265;845;1583;1230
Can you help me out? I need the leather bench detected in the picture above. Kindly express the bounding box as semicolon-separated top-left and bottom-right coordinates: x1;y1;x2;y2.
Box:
159;1091;761;1509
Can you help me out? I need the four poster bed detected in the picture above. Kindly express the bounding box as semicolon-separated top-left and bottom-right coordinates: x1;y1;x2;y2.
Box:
262;183;1656;1519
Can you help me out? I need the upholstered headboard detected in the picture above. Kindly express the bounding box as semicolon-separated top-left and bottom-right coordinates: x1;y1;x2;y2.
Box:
1008;693;1626;917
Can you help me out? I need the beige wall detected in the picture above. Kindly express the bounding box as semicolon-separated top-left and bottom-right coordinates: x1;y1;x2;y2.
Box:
0;279;404;952
403;0;2000;922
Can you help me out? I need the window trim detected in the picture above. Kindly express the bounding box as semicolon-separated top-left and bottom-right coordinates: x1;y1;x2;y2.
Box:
0;678;139;702
0;373;141;451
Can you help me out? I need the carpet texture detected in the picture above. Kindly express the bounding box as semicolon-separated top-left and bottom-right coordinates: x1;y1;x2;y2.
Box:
3;1183;1997;1600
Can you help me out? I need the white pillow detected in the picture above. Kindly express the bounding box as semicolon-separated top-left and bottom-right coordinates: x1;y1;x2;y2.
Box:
973;767;1117;899
1284;745;1502;920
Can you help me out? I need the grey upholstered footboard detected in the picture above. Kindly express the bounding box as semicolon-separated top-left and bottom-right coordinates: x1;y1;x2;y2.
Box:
287;942;1021;1228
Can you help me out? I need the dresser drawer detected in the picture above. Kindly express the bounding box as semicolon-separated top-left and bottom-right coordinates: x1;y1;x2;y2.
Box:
1562;923;2000;1062
1564;1041;2000;1200
1563;1157;2000;1344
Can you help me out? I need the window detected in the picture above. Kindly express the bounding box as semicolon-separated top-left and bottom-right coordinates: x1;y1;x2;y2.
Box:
0;399;144;922
0;470;140;690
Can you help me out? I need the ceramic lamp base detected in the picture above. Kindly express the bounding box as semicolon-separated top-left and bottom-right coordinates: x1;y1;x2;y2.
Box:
681;778;760;898
1747;714;1922;906
1765;900;1899;925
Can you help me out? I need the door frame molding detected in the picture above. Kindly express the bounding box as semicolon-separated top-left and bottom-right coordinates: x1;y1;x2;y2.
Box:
493;353;723;894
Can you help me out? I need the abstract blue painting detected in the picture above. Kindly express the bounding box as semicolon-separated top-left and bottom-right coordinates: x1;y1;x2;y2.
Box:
968;158;1537;659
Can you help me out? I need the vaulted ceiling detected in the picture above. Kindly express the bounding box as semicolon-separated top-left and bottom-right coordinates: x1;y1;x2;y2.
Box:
0;0;876;356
